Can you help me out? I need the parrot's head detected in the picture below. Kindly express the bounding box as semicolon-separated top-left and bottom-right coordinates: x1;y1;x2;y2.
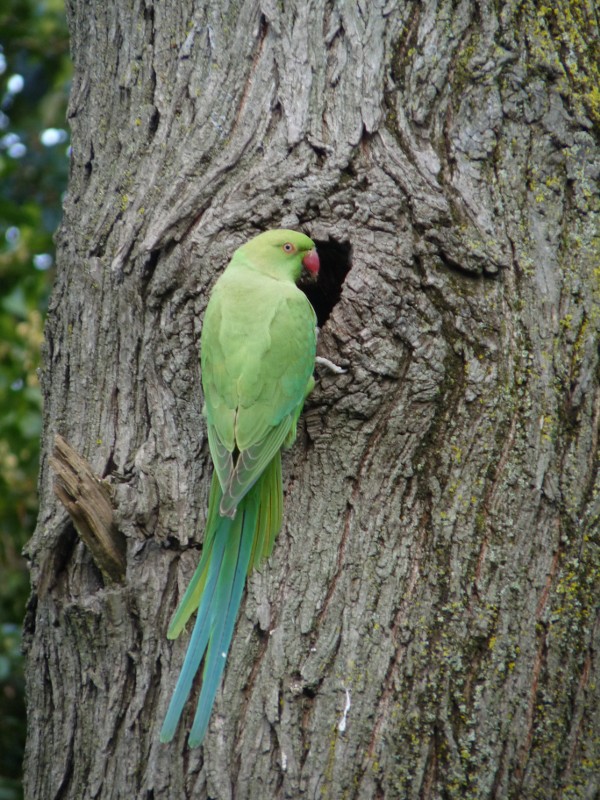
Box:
240;229;320;283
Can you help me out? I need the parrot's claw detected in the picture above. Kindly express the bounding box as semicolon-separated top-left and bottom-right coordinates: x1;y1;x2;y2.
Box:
315;356;347;375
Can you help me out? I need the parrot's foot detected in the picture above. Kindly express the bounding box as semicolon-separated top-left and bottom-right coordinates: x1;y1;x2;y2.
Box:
315;356;347;375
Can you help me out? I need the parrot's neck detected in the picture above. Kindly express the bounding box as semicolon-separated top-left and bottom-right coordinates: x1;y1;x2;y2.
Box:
233;251;301;284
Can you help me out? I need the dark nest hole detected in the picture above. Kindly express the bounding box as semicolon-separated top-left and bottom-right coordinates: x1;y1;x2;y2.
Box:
300;239;352;327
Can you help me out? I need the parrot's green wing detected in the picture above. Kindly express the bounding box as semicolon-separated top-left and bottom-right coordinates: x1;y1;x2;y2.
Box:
213;419;291;516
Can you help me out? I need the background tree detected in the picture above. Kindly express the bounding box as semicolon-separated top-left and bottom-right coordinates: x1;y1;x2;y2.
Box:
0;2;70;797
24;2;599;799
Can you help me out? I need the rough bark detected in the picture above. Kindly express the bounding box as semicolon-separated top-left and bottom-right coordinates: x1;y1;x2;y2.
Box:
24;1;599;799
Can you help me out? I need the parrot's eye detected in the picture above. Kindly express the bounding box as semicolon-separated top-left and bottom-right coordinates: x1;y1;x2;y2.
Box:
282;242;296;253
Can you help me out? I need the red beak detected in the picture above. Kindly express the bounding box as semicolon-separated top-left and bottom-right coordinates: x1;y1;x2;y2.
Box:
302;248;320;276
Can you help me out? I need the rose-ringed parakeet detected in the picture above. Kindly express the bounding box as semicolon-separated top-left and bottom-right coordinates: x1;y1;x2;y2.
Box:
160;229;320;746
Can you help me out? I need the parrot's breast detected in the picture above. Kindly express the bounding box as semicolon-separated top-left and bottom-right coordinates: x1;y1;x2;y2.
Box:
201;267;316;454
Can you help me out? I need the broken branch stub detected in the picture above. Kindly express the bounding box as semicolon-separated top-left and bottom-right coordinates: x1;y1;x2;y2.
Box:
50;434;126;583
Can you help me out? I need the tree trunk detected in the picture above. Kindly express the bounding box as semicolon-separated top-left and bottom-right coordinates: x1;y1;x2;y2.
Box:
24;1;599;798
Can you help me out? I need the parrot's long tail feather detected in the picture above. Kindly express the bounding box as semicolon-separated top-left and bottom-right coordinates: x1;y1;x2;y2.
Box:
188;498;256;745
160;454;283;746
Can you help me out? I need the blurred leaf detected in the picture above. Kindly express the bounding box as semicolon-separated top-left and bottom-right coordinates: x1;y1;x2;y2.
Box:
17;411;41;439
1;287;27;318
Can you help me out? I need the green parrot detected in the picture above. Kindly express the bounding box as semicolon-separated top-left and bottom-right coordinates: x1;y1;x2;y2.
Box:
160;229;320;746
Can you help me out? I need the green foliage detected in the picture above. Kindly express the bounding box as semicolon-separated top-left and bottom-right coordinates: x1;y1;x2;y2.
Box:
0;1;71;797
0;624;25;800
